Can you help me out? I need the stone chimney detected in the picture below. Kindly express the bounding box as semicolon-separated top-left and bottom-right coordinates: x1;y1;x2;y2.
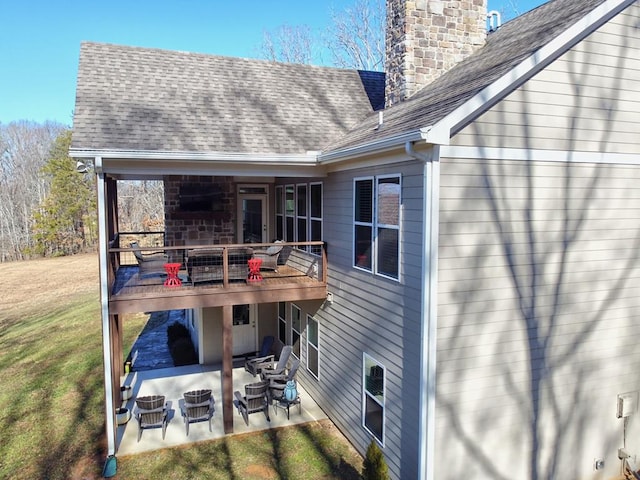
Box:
385;0;488;107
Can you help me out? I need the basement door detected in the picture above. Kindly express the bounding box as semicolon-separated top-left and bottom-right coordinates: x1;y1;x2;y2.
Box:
233;304;257;356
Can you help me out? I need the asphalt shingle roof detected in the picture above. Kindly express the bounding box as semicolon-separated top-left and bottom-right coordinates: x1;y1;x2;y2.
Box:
322;0;611;152
72;0;620;157
71;43;383;154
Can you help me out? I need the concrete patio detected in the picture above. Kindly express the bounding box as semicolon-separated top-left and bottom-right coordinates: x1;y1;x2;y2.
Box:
116;362;327;456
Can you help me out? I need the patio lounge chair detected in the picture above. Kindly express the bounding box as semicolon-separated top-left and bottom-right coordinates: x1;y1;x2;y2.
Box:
233;381;270;426
259;345;292;380
130;241;168;276
244;336;275;376
267;358;300;403
180;389;215;436
135;395;168;442
252;240;284;271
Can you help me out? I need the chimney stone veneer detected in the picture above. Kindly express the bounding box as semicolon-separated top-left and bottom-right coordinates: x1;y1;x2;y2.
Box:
164;175;236;247
385;0;487;107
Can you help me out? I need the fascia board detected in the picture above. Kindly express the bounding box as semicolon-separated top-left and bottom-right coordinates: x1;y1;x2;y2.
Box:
424;0;635;145
69;149;325;178
68;148;320;165
318;130;426;164
99;159;325;178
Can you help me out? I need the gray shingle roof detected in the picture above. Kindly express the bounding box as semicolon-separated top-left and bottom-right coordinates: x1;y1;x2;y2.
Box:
73;0;625;158
322;0;612;153
71;43;381;154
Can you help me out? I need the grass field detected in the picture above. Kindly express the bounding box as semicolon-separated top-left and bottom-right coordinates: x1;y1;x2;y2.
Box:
0;254;363;479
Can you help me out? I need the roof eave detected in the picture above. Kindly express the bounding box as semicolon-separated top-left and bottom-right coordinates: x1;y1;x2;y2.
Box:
69;148;324;179
432;0;635;141
318;129;429;164
68;148;320;165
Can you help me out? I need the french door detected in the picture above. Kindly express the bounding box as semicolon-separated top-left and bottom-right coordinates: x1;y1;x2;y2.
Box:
237;186;268;244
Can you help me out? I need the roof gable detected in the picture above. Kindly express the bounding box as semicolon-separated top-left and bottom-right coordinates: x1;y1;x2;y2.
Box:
71;43;382;155
322;0;634;156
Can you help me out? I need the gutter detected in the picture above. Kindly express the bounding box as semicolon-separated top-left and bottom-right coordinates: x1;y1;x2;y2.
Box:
405;141;439;480
318;129;426;164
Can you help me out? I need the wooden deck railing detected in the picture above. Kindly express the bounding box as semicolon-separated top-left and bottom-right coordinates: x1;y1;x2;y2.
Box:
107;235;327;296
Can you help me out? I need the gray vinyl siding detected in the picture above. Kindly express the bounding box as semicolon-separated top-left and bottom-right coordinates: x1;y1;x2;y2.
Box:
452;3;640;154
435;155;640;479
301;160;425;480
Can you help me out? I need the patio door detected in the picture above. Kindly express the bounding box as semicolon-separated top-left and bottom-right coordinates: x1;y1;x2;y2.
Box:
233;304;257;356
238;185;268;243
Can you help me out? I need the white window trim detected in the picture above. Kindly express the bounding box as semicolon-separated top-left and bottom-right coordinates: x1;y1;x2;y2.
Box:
309;182;323;257
306;314;319;380
353;176;374;273
285;184;295;242
375;174;401;280
275;185;284;241
296;183;308;251
278;301;287;344
353;175;401;281
362;352;385;446
291;304;302;359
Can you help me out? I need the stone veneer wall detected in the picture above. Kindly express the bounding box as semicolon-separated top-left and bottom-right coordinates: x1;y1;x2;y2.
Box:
385;0;487;107
164;175;236;246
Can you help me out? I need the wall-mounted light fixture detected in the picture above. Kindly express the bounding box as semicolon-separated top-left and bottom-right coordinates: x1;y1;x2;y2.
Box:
76;160;88;173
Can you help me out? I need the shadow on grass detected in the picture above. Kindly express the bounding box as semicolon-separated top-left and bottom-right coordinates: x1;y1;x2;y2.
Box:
0;296;108;480
114;420;362;480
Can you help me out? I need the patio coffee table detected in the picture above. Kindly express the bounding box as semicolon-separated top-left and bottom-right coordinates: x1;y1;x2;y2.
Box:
273;393;301;420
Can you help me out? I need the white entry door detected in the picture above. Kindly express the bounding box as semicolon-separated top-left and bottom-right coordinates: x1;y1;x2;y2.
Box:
233;304;257;356
237;189;268;243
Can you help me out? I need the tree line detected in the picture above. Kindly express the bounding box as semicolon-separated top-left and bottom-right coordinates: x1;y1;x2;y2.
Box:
0;121;163;262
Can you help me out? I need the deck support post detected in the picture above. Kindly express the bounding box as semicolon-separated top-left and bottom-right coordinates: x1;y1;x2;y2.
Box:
222;304;234;433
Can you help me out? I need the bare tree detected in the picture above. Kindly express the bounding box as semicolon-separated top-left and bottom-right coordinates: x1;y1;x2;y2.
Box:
324;0;385;70
0;121;65;261
117;180;165;232
492;1;530;22
259;25;315;64
257;0;384;70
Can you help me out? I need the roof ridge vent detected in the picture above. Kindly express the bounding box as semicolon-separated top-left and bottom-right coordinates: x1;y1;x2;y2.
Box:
487;10;502;32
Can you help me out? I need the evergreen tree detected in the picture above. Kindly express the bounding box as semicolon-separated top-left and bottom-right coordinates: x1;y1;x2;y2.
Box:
362;439;389;480
31;130;97;256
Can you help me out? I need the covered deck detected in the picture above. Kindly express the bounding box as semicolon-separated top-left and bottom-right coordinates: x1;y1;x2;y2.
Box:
117;363;326;455
108;239;328;314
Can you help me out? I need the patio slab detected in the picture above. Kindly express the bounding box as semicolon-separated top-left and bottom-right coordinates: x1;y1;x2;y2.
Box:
116;363;327;456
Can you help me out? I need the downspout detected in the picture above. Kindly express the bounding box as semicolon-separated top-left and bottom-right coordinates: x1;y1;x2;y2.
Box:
95;157;116;457
405;142;440;480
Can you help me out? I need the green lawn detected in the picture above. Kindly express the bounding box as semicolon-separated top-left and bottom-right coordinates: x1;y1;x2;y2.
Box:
0;255;363;479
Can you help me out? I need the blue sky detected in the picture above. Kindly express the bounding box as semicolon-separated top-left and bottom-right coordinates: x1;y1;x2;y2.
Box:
0;0;545;126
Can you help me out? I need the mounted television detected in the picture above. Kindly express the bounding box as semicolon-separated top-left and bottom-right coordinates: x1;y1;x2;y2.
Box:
179;184;223;212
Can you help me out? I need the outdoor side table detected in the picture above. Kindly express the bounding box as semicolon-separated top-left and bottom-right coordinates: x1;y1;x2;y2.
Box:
247;257;263;282
273;393;301;420
163;263;182;287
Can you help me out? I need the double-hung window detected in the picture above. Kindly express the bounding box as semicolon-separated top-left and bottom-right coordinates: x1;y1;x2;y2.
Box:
354;175;401;279
278;301;286;344
285;185;295;241
306;314;319;379
309;183;323;255
363;353;385;444
275;186;284;241
297;184;307;250
291;304;302;358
